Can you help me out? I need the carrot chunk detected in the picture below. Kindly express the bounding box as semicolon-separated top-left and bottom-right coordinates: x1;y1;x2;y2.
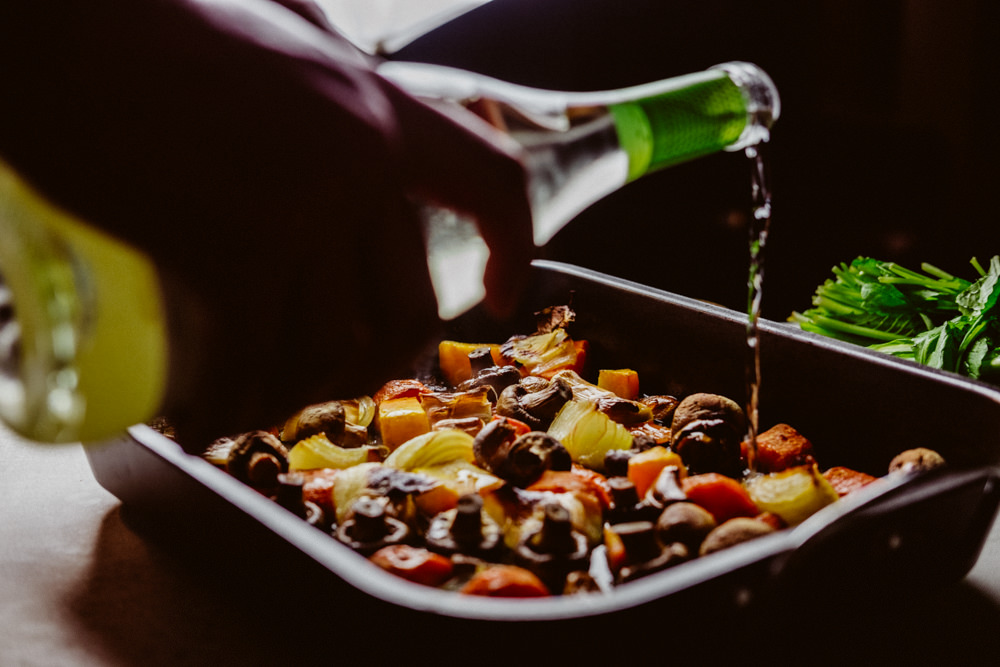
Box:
681;472;759;523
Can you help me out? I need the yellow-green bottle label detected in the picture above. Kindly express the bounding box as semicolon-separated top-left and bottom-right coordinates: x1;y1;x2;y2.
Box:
609;71;748;181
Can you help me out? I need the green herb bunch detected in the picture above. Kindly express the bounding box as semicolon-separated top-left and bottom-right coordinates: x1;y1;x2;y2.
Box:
790;256;1000;382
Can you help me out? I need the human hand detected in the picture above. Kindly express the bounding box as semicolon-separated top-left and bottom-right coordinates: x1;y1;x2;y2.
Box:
0;0;533;445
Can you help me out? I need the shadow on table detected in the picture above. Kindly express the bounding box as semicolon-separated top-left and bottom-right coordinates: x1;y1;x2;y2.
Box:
63;506;325;666
64;502;1000;665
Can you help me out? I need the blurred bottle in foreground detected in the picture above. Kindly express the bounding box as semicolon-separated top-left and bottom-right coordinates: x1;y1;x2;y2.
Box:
378;60;780;319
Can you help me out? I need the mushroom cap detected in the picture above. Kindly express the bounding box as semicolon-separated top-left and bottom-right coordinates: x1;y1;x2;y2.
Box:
671;393;746;437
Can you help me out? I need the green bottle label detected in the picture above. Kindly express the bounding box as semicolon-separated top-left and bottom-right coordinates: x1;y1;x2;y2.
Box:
610;72;748;181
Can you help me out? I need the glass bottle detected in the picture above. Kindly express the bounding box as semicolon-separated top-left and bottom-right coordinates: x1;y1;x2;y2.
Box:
378;60;781;319
0;159;168;443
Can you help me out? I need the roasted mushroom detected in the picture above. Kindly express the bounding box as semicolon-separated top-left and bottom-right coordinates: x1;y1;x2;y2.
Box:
425;493;503;559
515;501;591;593
889;447;946;474
473;419;571;486
226;430;289;491
335;497;411;555
606;476;660;524
611;520;689;582
699;517;775;556
457;347;522;400
283;400;369;448
655;501;717;553
274;472;326;528
495;377;573;430
671;393;746;477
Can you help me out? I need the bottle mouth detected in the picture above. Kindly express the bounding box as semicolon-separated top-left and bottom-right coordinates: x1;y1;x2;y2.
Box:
711;62;781;151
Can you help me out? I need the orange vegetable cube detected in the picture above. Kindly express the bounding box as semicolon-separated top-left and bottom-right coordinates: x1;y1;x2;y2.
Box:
755;423;816;473
627;446;684;499
377;396;431;451
438;340;502;386
598;368;640;400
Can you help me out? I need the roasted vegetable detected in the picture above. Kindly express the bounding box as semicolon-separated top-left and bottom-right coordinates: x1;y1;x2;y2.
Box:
754;423;816;473
699;517;776;556
627;446;684;499
203;303;943;599
376;396;431;450
438;341;503;386
495;376;573;430
370;545;454;587
889;447;947;474
823;466;878;497
680;473;759;523
500;329;588;378
226;430;289;491
597;368;640;400
460;565;550;597
745;464;839;526
547;397;633;471
671;393;746;477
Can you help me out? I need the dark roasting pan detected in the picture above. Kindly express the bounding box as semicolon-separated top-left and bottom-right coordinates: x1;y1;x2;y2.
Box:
84;260;1000;658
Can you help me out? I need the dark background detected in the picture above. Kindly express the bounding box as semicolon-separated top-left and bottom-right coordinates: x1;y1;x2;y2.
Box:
396;0;998;319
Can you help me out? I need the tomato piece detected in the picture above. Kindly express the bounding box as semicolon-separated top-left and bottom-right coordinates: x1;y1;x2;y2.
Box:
490;414;533;438
370;545;454;587
527;467;612;511
460;565;550;597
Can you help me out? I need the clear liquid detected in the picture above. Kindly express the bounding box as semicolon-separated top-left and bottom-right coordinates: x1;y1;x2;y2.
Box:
744;143;772;472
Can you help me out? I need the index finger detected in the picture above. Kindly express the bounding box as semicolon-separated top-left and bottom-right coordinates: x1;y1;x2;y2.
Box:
381;80;536;320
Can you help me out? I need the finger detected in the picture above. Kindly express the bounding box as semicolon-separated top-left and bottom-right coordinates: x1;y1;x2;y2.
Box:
382;82;536;319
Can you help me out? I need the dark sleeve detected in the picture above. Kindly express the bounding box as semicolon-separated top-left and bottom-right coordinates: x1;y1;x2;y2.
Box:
0;0;400;267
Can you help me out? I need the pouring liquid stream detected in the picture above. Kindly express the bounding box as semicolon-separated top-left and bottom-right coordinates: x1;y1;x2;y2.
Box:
744;143;771;473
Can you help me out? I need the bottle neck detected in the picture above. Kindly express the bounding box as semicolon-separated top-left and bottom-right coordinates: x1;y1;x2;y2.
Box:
381;60;780;248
